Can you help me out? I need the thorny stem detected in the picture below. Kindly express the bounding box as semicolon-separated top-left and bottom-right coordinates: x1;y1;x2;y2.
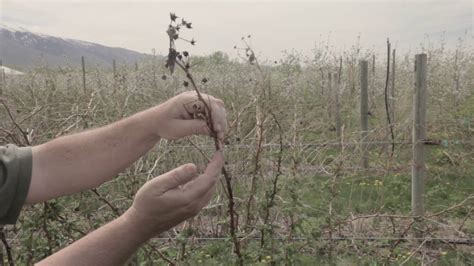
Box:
174;60;244;265
260;111;284;252
0;227;13;266
241;42;285;258
240;43;267;228
91;188;120;216
245;114;265;227
384;39;395;156
327;159;343;260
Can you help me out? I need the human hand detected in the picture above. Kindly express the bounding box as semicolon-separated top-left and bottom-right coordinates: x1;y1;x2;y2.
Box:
122;151;224;237
147;91;227;142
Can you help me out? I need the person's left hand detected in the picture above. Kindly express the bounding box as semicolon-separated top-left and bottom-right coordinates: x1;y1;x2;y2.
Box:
122;150;224;236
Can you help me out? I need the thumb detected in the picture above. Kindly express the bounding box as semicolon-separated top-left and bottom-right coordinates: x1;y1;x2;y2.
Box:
173;119;210;138
155;163;198;191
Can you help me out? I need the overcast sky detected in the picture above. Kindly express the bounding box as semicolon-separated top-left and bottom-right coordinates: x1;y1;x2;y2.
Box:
1;0;472;60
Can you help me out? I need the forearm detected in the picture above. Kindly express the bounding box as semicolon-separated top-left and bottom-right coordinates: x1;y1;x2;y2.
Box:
28;108;161;203
36;210;152;266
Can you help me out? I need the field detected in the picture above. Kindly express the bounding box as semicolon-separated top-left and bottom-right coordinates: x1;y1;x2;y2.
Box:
1;39;473;265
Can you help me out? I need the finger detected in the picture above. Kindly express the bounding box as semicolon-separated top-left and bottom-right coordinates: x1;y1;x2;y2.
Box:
184;151;224;198
197;181;216;209
210;102;228;141
204;150;224;176
154;163;197;192
172;119;211;138
195;152;224;208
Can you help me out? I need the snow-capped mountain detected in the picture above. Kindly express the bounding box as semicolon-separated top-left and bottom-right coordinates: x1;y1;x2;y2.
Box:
0;65;24;75
0;23;148;69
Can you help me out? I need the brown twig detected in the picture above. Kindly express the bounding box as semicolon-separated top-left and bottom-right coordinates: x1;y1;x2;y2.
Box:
260;111;284;252
384;38;395;156
0;226;13;266
399;238;428;265
91;188;120;216
1;99;30;146
167;17;243;261
174;60;243;265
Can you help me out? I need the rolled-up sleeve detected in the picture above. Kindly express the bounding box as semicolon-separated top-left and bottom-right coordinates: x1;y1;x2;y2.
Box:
0;144;32;225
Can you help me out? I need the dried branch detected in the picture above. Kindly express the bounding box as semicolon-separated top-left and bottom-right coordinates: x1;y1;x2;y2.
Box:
1;99;30;146
260;111;284;251
0;227;13;266
165;14;243;265
384;39;395;156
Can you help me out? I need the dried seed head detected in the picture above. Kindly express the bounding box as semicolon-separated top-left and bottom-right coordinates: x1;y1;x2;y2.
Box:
201;78;208;83
183;81;189;87
170;12;178;22
183;51;189;57
161;75;167;80
249;53;255;64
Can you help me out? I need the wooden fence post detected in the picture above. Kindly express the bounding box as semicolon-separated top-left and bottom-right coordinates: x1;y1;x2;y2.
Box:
81;56;86;96
372;55;376;76
412;53;427;217
0;60;3;96
360;60;369;169
391;49;396;122
328;72;333;120
335;72;342;142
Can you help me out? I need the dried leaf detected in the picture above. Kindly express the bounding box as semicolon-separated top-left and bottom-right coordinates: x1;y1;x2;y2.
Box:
170;13;178;22
166;48;177;74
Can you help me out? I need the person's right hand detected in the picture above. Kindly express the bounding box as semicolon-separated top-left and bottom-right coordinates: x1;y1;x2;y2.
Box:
122;150;224;237
145;91;228;142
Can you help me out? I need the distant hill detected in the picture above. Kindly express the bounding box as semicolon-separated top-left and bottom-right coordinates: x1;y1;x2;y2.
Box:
0;23;149;70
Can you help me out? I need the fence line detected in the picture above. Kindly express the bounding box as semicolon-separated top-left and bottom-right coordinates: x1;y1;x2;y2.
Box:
147;237;472;243
160;140;474;149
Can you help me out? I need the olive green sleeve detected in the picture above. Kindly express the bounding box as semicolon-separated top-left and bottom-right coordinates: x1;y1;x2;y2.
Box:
0;144;32;225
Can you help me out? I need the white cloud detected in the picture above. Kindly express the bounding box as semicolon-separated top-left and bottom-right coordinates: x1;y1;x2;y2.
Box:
1;0;471;60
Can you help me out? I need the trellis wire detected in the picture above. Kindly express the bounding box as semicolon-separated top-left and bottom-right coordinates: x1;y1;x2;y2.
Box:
148;237;472;243
161;140;474;149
